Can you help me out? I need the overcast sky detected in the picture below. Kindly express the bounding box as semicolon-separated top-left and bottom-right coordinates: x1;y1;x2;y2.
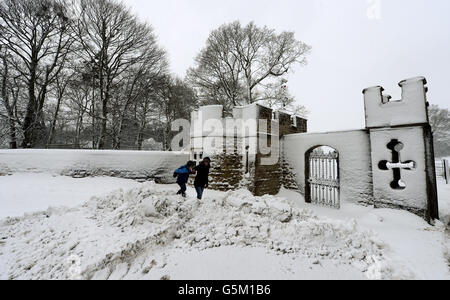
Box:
124;0;450;132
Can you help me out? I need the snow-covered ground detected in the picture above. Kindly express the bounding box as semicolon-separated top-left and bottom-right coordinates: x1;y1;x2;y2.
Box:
0;174;449;280
0;174;143;219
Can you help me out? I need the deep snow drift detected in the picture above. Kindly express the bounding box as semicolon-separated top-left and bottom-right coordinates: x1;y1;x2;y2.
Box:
0;179;449;280
0;183;384;280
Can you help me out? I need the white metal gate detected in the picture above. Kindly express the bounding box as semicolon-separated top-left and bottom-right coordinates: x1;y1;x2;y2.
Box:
307;152;340;208
436;159;449;184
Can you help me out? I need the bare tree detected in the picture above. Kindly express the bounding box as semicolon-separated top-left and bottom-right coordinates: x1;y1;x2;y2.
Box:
74;0;166;149
429;105;450;157
110;44;167;150
134;91;155;151
152;76;198;150
0;0;75;148
188;21;311;110
0;49;18;148
187;27;244;112
262;79;309;118
47;70;74;145
57;70;93;148
0;46;25;149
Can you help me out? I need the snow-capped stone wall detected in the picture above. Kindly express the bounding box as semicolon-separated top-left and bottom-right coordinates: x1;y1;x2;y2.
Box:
368;127;429;215
0;150;190;183
253;105;308;196
282;130;373;205
364;77;439;220
363;77;429;128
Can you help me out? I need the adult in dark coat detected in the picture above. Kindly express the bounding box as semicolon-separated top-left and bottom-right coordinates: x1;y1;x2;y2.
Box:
194;157;211;200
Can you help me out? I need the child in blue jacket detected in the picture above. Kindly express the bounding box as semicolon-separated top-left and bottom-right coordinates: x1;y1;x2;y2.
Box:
173;161;196;198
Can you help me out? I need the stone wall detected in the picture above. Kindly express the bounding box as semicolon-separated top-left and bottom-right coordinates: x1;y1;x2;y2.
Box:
189;104;306;196
278;112;308;136
208;137;245;191
0;150;190;183
251;106;308;196
277;112;308;192
363;77;439;221
282;130;374;205
253;134;283;196
280;141;300;190
423;125;440;220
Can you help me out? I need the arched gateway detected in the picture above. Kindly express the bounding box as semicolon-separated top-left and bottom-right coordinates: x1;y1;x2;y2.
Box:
305;146;340;208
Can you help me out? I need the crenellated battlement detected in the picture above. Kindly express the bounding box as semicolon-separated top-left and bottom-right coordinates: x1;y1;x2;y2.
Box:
191;103;307;140
363;76;429;129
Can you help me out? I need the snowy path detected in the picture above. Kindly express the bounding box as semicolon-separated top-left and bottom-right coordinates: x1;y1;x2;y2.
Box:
280;188;450;280
0;175;449;280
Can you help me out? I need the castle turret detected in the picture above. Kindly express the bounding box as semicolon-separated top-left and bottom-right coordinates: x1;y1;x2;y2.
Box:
364;76;429;129
363;77;438;221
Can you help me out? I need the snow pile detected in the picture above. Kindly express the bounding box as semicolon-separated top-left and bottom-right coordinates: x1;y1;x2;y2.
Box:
0;183;411;280
86;186;388;266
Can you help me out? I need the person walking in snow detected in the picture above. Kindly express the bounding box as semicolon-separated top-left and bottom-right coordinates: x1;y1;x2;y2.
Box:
173;161;196;198
194;157;211;200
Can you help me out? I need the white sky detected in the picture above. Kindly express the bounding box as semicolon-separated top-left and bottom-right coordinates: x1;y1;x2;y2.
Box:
124;0;450;132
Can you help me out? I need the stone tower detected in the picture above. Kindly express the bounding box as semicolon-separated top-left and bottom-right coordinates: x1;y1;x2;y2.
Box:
363;77;439;221
190;103;307;196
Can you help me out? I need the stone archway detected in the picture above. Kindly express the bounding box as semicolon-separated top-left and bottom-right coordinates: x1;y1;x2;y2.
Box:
305;146;340;208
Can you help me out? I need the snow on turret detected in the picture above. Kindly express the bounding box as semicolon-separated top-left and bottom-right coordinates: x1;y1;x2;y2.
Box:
364;76;429;129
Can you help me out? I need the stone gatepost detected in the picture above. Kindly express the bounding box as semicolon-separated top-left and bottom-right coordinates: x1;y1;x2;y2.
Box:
363;77;439;222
